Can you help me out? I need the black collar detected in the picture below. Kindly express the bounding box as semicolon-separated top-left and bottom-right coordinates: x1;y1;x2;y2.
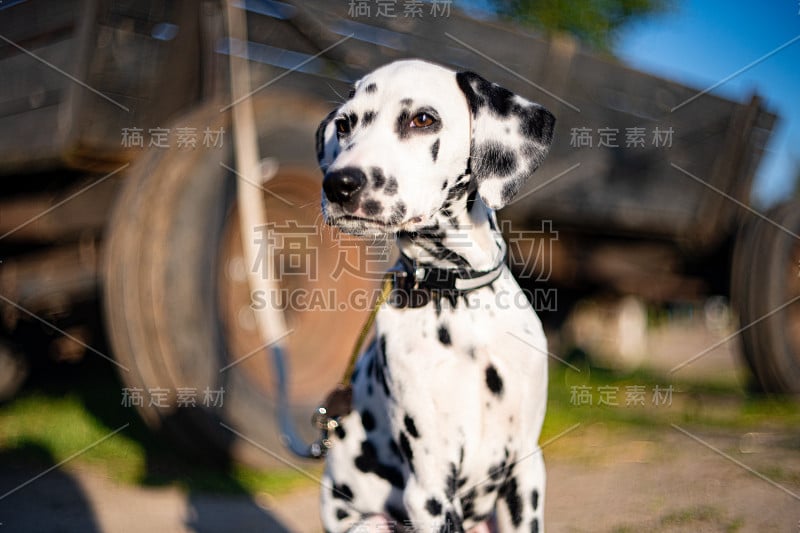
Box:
388;238;507;308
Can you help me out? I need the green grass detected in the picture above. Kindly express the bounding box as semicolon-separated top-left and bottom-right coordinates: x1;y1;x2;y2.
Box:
0;383;317;496
541;363;800;442
657;505;744;532
0;392;145;483
611;505;745;533
615;505;744;532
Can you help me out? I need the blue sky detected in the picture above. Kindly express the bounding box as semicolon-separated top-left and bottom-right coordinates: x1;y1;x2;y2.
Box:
464;0;800;206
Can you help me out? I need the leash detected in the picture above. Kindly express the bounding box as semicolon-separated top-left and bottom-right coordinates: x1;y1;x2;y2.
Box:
276;275;393;459
223;0;309;457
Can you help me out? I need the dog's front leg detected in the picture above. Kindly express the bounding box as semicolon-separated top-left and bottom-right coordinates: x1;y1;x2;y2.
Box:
494;449;545;533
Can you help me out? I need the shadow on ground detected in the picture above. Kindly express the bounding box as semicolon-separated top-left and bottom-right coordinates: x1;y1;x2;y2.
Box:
0;322;294;533
0;442;102;532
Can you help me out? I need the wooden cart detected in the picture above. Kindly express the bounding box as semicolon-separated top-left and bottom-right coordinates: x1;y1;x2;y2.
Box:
0;0;796;466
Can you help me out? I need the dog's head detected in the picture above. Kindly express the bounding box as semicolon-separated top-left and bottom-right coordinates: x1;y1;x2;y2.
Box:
316;59;555;235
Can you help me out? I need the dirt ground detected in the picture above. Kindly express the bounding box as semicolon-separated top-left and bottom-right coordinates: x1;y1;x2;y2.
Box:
1;322;799;532
1;423;798;532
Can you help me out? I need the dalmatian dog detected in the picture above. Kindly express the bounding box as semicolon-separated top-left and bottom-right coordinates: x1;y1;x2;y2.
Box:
316;59;555;532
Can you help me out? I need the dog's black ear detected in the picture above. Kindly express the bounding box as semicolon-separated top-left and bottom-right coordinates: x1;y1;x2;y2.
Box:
456;71;555;209
315;109;339;174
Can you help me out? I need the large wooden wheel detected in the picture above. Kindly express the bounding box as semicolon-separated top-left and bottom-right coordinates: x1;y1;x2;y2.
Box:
732;200;800;394
103;92;382;466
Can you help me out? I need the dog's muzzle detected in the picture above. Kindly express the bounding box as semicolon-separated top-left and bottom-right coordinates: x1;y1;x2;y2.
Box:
323;167;366;206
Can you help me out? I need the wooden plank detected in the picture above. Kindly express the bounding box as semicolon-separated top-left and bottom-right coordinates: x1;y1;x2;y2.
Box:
0;0;203;173
0;173;122;241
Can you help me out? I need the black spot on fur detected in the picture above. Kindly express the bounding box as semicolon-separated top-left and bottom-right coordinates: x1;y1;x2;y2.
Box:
441;202;452;218
441;510;463;533
362;110;376;126
334;423;346;440
500;476;523;527
332;483;353;501
355;440;404;488
347;112;358;129
444;463;459;501
520;105;555;143
488;449;510;481
485;365;504;396
335;508;349;520
391;202;407;222
395;109;412;139
488;463;505;481
385;177;398;195
456;71;485;115
404;414;419;439
399;432;414;471
461;487;477;520
531;518;540;533
430;138;440;162
444;461;468;502
361;409;376;431
459;70;516;117
400;98;413;106
484;83;515;117
347;88;356;99
365;82;377;93
441;179;448;190
446;181;469;203
466;190;478;213
362;199;382;216
438;325;452;346
477;142;517;178
532;488;539;511
425;497;443;516
371;167;386;189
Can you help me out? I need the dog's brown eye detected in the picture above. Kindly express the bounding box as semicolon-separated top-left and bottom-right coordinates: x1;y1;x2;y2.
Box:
410;113;435;128
335;118;351;135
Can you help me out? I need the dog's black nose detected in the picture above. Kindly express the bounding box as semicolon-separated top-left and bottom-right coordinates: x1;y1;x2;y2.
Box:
323;168;366;205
